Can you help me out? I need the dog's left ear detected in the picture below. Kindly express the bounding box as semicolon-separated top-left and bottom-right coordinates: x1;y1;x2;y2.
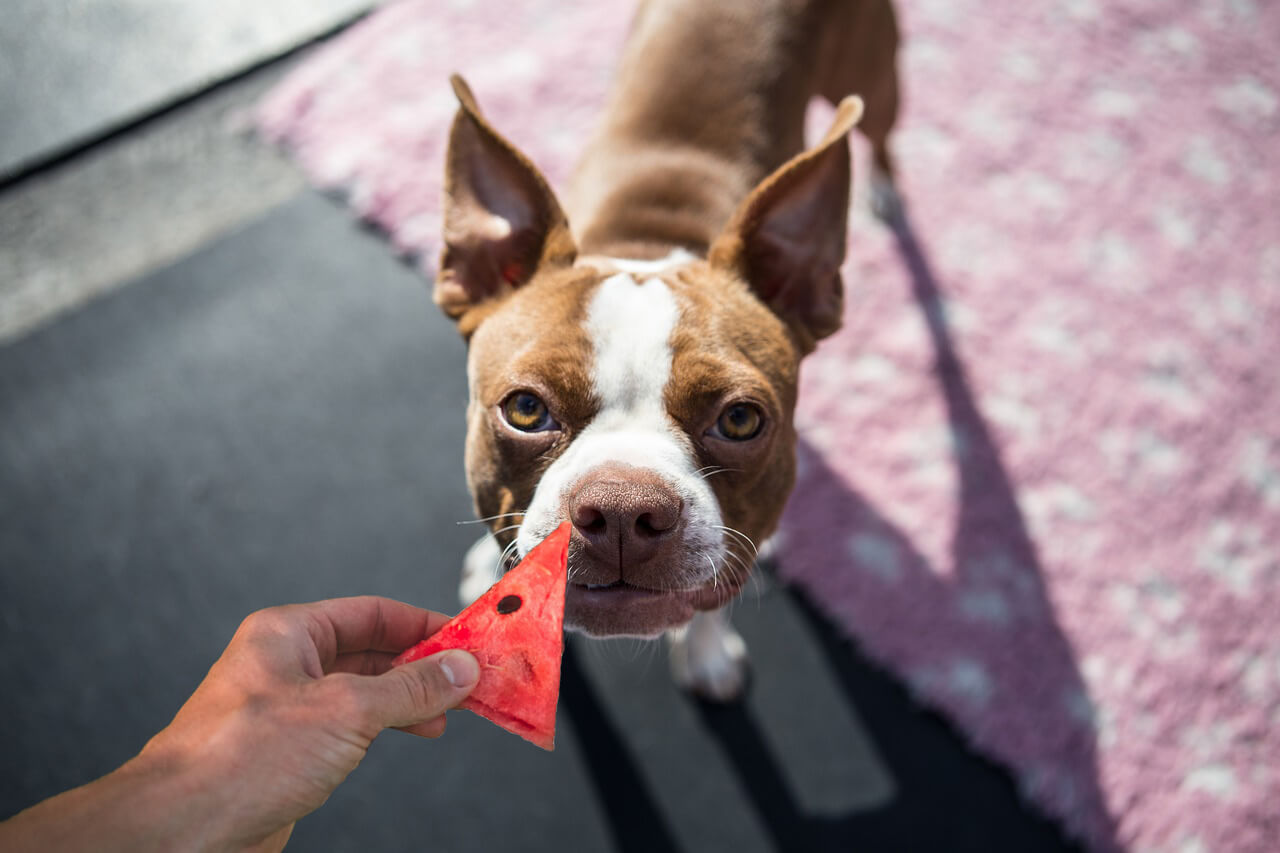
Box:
709;96;864;354
436;75;577;334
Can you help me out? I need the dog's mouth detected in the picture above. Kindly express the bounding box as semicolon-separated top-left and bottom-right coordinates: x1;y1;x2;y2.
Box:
508;505;751;637
563;575;742;638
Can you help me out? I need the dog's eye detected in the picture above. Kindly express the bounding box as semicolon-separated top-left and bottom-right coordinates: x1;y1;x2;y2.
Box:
501;392;557;432
714;403;763;441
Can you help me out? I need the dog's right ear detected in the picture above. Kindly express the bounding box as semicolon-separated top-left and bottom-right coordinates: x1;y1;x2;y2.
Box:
709;96;863;355
436;75;577;335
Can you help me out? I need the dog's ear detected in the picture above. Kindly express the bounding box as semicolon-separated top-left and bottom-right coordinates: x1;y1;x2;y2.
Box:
436;75;577;334
709;96;863;354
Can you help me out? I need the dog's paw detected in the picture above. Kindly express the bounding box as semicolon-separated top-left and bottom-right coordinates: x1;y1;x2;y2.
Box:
869;168;904;224
459;534;504;606
668;612;750;703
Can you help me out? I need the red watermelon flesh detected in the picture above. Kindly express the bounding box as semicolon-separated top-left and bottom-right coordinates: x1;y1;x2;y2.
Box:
392;522;570;750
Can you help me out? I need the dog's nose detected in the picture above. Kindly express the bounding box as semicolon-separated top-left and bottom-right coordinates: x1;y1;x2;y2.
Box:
570;467;683;568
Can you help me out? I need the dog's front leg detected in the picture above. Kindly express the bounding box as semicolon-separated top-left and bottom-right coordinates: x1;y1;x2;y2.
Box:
459;533;505;606
668;609;749;702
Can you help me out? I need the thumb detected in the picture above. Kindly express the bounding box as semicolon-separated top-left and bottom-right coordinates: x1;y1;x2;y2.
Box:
363;650;481;730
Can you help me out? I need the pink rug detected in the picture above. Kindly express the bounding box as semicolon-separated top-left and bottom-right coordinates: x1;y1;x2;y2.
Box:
256;1;1280;850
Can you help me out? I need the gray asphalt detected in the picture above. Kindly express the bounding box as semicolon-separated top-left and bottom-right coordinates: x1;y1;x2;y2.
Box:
0;60;305;344
0;0;370;179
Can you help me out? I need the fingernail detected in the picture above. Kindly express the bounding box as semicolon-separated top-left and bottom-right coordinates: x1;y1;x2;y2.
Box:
438;650;480;688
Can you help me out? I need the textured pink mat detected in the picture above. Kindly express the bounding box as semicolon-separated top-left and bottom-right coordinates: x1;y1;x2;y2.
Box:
257;2;1280;850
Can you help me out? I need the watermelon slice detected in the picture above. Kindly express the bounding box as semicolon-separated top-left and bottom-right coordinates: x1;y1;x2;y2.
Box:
392;522;570;750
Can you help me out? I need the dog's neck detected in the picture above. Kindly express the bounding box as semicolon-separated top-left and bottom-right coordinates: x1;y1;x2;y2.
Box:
564;0;820;260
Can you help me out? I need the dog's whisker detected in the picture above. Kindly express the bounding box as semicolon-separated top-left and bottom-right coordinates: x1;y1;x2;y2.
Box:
696;465;741;481
456;512;524;525
716;528;752;558
740;555;766;607
726;544;749;575
495;537;522;573
725;553;753;591
713;524;758;557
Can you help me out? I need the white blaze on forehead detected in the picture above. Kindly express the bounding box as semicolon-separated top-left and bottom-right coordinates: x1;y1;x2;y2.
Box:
516;272;724;580
587;272;680;416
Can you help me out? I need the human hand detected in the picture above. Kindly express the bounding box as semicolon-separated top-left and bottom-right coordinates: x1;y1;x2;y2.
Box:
137;596;480;851
0;596;479;853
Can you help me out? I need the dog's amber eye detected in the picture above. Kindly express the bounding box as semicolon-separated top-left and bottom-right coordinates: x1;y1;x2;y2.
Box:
502;392;555;432
715;403;763;441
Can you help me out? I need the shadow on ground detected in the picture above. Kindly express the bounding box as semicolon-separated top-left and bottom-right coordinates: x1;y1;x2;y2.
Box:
557;213;1107;851
2;195;1104;851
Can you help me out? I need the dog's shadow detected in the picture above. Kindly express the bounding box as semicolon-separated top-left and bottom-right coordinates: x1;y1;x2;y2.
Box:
560;213;1116;852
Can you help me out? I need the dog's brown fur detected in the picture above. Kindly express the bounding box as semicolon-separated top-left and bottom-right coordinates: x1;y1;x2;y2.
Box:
433;0;900;660
567;0;900;261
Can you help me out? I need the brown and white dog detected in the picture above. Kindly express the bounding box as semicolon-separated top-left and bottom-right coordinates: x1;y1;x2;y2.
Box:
437;0;900;700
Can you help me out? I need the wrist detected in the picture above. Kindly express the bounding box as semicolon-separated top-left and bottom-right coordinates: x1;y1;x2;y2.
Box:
131;720;300;852
119;743;228;850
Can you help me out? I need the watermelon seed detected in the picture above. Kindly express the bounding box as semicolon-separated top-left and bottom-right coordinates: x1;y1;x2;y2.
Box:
497;594;523;614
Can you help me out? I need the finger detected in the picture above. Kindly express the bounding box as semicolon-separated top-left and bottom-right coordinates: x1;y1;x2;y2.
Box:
396;715;448;739
302;597;456;661
329;650;399;676
357;649;480;730
222;606;323;680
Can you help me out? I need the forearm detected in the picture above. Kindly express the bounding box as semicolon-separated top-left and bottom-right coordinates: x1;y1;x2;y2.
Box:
0;751;227;852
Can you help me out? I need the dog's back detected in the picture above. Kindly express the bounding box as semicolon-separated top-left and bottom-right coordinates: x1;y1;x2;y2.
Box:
566;0;901;259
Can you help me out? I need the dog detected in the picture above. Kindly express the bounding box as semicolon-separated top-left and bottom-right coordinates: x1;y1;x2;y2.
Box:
436;0;900;700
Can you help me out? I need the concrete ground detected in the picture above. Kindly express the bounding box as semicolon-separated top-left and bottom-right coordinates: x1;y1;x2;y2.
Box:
0;0;370;179
0;6;1080;850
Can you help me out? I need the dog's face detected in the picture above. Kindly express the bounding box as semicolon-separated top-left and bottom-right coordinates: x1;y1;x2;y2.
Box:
463;258;799;636
437;78;861;637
